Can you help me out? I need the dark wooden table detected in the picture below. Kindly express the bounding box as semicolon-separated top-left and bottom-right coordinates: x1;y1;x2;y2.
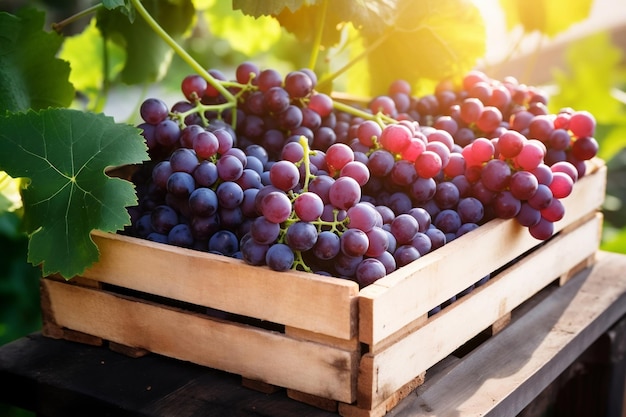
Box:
3;251;626;417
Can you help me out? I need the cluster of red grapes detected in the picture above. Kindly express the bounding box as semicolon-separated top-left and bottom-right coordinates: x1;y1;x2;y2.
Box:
125;63;598;291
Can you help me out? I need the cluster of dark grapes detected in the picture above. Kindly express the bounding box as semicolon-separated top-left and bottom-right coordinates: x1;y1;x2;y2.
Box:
124;63;598;298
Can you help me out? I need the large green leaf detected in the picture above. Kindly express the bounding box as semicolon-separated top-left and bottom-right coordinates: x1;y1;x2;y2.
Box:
97;0;195;84
0;9;74;112
364;0;486;95
0;109;148;278
499;0;593;37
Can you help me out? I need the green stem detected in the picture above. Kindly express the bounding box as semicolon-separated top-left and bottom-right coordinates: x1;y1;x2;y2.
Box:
308;0;329;70
332;100;395;126
129;0;235;104
52;4;102;33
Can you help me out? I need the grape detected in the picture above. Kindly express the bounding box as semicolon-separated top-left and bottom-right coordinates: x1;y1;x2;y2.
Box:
460;98;483;124
568;110;596;138
516;203;541;227
369;95;398;117
151;205;179;234
476;106;502;133
391;159;418;186
549;171;574;199
410;232;432;256
308;93;334;118
140;98;169;125
266;243;295;271
394;245;420;267
551;161;578;182
308;175;334;204
528;184;553;210
167;172;195;197
498;130;525;158
390;214;419;244
457;197;484;224
356;258;387;287
434;209;462;234
241;238;269;266
365;226;390;257
329;176;361;210
285;70;314;98
494;191;521;219
182;74;208;101
193;131;219;159
434;181;460;209
340;228;369;257
313;231;341;260
340;161;370;186
293;192;324;222
236;61;260;84
514;141;545;171
260;191;292;224
346;202;378;232
208;230;239;256
216;154;244;181
155;119;181;147
326;143;355;174
571;136;599;161
415;150;442;179
189;187;218;217
194;160;219;187
380;124;411;154
170;148;198;173
334;253;363;277
168;223;194;248
481;159;511;192
269;160;300;191
368;149;395;177
216;181;244;209
529;218;554;240
509;170;539;200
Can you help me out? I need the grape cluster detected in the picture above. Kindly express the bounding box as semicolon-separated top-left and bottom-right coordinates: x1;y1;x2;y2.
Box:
125;63;598;295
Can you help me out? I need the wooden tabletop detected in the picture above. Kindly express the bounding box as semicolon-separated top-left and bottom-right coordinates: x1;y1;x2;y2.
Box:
2;250;626;417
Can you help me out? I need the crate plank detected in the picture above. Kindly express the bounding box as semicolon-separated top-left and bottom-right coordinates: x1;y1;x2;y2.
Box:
358;213;601;408
84;230;359;341
359;163;606;345
41;278;359;403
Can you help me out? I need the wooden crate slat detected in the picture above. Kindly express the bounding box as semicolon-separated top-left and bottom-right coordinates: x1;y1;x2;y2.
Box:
84;231;359;340
41;279;358;403
359;163;606;345
357;213;601;409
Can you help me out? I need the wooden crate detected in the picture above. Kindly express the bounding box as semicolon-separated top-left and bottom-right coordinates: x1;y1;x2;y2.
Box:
41;159;607;416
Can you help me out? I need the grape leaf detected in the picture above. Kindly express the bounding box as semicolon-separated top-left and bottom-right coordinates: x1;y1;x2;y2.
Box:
0;109;149;278
59;18;125;109
363;0;486;95
102;0;135;22
234;0;397;46
96;0;195;84
232;0;309;16
203;1;284;56
0;9;74;112
499;0;593;37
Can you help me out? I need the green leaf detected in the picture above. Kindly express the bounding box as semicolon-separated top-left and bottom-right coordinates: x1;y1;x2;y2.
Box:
363;0;486;96
233;0;309;16
59;18;125;109
203;1;284;56
499;0;593;37
97;0;195;84
0;9;74;112
0;109;148;278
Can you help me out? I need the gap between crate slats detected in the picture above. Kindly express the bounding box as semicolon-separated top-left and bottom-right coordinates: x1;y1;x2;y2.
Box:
359;162;606;346
353;213;601;411
40;279;359;403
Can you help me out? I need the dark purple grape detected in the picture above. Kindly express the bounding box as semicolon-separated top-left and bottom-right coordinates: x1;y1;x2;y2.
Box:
208;230;239;256
265;243;295;271
140;98;169;125
168;223;194;248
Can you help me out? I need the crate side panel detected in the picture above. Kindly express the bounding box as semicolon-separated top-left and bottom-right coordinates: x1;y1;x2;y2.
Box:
84;232;358;340
359;164;606;345
42;279;358;403
359;214;601;408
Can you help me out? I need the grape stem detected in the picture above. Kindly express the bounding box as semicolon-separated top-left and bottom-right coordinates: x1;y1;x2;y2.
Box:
308;0;329;70
52;3;102;33
129;0;236;105
332;100;395;126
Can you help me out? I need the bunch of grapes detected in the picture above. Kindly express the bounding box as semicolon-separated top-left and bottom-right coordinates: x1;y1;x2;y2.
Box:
124;62;598;295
